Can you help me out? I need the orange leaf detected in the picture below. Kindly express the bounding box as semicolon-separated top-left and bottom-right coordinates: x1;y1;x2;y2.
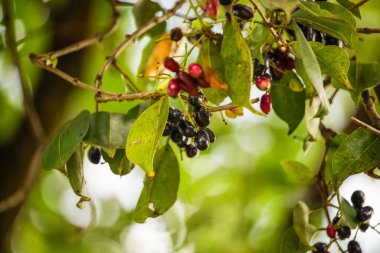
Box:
144;35;172;76
204;66;228;91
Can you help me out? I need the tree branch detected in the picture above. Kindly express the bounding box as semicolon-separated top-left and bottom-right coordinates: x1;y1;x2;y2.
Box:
96;92;165;103
351;116;380;137
95;0;186;91
362;89;380;129
357;28;380;34
349;0;369;11
3;0;45;142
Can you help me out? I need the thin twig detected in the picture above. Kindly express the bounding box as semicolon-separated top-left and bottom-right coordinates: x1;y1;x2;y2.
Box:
362;89;380;129
351;116;380;137
349;0;369;11
208;98;260;112
30;53;117;96
112;60;140;92
0;145;44;213
96;92;165;103
3;0;45;142
357;28;380;34
48;0;120;59
95;0;186;90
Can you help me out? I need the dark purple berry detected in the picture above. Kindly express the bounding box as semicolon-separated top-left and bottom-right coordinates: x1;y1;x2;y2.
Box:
168;108;183;125
177;70;199;96
315;31;325;43
254;60;267;77
203;128;215;143
356;206;374;223
312;242;327;253
178;119;197;138
351;190;365;209
284;57;295;70
194;106;211;127
163;123;172;136
347;240;362;253
170;129;183;143
194;129;210;151
188;94;203;107
299;24;315;41
219;0;232;5
177;137;190;148
168;79;180;97
186;144;199;158
88;147;101;164
260;94;271;114
164;57;180;73
188;63;203;78
170;27;183;42
196;78;211;88
332;216;340;225
337;226;351;240
359;222;370;232
325;35;340;46
232;4;254;20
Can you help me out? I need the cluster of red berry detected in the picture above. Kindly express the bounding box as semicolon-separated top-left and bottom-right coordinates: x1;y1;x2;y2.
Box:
164;57;210;97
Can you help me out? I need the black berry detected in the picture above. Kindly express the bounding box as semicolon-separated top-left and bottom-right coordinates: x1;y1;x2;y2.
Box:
170;129;184;143
325;35;340;46
194;106;211;127
188;94;203;107
203;128;215;143
186;144;199;158
312;242;327;253
314;31;325;43
356;206;374;223
359;222;370;232
177;137;190;148
232;4;254;20
351;190;365;209
168;108;183;125
194;129;210;151
347;240;362;253
332;216;340;225
254;59;267;77
178;119;197;138
163;123;172;136
88;147;101;164
337;226;351;240
170;27;183;42
299;24;315;41
219;0;232;5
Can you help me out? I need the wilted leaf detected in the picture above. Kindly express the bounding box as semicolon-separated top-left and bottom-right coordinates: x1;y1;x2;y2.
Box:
293;22;330;113
293;201;317;245
126;96;169;177
304;98;321;142
331;127;380;189
83;112;136;158
271;71;306;134
133;145;179;223
66;145;90;209
143;35;172;76
41;110;91;170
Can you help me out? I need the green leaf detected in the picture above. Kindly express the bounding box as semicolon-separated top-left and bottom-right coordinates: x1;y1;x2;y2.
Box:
293;201;317;245
41;110;91;170
197;39;228;105
126;96;169;177
133;0;166;38
133;145;180;223
336;0;361;18
308;42;352;90
221;16;260;114
293;22;330;113
101;149;134;176
340;197;358;229
66;145;90;209
271;71;306;134
260;0;300;20
331;127;380;189
305;98;321;142
295;59;316;99
280;227;311;253
83;112;136;158
348;61;380;105
249;23;271;64
325;134;347;193
293;1;356;46
281;160;313;186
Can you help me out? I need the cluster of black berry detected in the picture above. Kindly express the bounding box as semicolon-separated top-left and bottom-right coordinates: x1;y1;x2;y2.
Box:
163;93;215;158
164;57;210;97
298;23;343;47
313;190;374;253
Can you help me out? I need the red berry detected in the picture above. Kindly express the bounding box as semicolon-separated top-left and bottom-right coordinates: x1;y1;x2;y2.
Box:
177;71;199;96
196;78;211;88
255;76;271;91
168;79;180;97
164;57;180;73
260;94;271;114
170;27;183;42
205;0;219;20
326;224;336;238
188;63;203;78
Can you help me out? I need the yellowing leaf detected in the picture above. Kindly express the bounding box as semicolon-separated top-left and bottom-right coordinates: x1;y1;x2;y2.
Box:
144;35;172;76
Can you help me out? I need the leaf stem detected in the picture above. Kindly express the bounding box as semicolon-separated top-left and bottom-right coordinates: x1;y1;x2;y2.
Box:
349;0;369;11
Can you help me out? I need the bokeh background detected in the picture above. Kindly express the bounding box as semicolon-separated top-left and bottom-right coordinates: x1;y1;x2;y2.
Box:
1;0;380;252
